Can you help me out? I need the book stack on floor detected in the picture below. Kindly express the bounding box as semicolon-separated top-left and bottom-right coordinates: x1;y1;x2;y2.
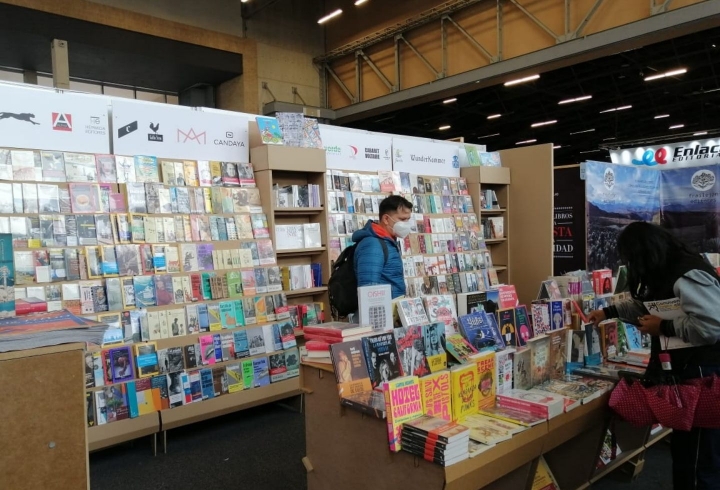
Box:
402;415;470;467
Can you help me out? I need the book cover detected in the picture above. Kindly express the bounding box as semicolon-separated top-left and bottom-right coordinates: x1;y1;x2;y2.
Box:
383;376;423;452
458;311;504;352
362;332;403;389
420;371;452;421
357;284;392;332
269;351;288;382
515;305;533;347
133;276;156;308
474;351;496;410
445;334;478;364
531;302;551;336
397;297;430;328
256;116;284;145
109;345;134;383
548;328;568;379
247;326;266;356
253;357;270;387
450;363;479;421
133;342;160;378
529;335;551;386
393;325;430;377
423;294;459;336
423;323;447;373
498;308;517;347
496;389;564;419
329;339;372;397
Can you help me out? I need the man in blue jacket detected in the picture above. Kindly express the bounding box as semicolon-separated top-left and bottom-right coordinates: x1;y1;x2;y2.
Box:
352;195;413;299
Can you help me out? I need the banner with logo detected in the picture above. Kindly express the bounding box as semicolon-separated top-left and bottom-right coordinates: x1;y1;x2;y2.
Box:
554;167;587;274
392;136;461;177
610;138;720;169
112;99;249;162
585;161;661;271
0;83;110;154
319;124;392;171
660;166;720;253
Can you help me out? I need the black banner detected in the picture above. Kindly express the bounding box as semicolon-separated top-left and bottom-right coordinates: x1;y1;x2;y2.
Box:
554;166;586;274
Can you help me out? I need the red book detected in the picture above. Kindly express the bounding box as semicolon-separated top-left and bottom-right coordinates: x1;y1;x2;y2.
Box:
15;298;48;316
305;340;331;352
303;322;373;338
190;274;202;301
496;389;564;419
498;285;519;309
303;333;345;345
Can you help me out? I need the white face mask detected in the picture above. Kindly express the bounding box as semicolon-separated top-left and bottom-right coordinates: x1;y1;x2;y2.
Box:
390;218;413;239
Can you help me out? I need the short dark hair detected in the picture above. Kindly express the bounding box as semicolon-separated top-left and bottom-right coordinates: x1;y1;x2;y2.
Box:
379;195;413;219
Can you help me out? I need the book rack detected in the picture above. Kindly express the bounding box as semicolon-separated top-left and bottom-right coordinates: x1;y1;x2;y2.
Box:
301;363;667;490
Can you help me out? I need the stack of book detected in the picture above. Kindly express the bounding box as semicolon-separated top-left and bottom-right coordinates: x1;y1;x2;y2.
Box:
275;223;322;250
402;415;470;467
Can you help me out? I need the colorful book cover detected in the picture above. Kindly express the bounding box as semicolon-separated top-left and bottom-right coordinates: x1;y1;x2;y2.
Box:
458;311;504;352
133;342;160;378
253;357;270;387
420;371;452;421
362;332;403;390
397;297;430;327
498;308;517;347
393;325;430;377
109;345;134;383
103;384;129;422
548;328;568;379
200;334;216;365
445;333;478;364
256;116;284;145
474;351;496;410
134;155;159;183
513;348;532;390
531;302;551;336
269;351;288;382
515;305;533;347
329;339;372;398
133;275;156;308
226;365;244;393
242;360;254;389
423;323;447;373
450;363;479;421
233;329;250;359
0;234;15;318
382;376;423;452
529;335;551;386
200;369;215;400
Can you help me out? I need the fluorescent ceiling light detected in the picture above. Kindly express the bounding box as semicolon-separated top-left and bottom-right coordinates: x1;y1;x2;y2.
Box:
354;0;369;4
654;114;670;119
504;74;539;87
669;124;684;129
516;139;537;145
487;114;501;120
570;128;595;135
478;133;500;138
558;95;592;105
599;105;632;113
644;68;687;81
531;120;557;128
438;125;451;130
603;137;616;141
579;149;602;154
443;98;457;104
318;9;342;24
694;131;708;136
553;145;562;149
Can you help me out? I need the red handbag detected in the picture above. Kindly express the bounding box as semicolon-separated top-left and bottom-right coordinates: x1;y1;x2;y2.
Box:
690;375;720;428
609;378;656;427
644;383;701;432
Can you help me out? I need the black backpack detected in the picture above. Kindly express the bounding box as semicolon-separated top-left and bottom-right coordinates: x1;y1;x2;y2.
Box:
328;237;388;318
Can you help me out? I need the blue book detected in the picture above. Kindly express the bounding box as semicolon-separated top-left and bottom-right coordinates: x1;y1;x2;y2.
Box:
200;369;215;400
213;334;223;362
457;312;503;352
125;381;139;419
253;357;270;387
233;299;245;326
233;330;249;358
584;323;602;366
255;116;284;145
550;300;564;331
197;304;210;332
133;276;156;308
625;324;643;350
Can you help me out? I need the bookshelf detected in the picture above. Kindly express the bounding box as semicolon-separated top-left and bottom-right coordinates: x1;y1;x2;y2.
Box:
461;166;511;286
250;127;330;321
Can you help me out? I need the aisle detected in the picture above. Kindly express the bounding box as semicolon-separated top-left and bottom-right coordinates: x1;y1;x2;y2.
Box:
592;439;672;490
89;402;307;490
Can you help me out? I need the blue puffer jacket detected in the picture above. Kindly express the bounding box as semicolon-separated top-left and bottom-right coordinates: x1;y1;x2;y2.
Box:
352;220;406;299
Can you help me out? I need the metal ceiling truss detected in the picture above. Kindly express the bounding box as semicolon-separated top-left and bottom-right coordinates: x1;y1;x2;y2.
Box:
320;0;616;106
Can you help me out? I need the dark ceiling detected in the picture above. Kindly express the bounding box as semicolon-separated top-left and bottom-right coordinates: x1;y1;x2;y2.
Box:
0;3;243;93
346;26;720;165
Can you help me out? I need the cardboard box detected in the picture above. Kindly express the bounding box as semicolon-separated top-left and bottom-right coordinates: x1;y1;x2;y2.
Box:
460;166;510;185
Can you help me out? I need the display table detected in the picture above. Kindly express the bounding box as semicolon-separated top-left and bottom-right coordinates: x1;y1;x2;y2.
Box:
301;363;660;490
0;343;89;490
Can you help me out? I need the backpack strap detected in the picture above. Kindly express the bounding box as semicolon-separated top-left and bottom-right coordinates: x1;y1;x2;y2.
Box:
378;237;389;265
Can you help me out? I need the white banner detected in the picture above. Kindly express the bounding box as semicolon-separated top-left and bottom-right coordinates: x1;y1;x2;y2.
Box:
320;124;393;171
0;82;110;154
610;138;720;169
112;99;249;162
392;136;461;177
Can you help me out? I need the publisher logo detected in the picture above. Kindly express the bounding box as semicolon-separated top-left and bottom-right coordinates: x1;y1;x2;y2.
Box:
0;112;39;125
148;122;164;142
178;128;206;144
326;145;342;156
118;121;138;138
365;147;379;160
213;130;245;147
603;167;615;190
52;112;72;131
691;169;715;191
85;116;107;136
394;149;403;163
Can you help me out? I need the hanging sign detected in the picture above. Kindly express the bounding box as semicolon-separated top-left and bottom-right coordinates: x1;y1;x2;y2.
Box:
0;82;110;154
610;138;720;169
392;136;461;177
112;99;249;162
320;124;392;171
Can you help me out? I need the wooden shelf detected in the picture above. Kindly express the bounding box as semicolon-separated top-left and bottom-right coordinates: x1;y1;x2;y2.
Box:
485;238;507;244
492;266;508;272
160;377;302;431
88;413;160;452
480;208;507;214
285;286;328;298
590;446;646;483
276;247;326;257
274;207;324;216
646;427;671;448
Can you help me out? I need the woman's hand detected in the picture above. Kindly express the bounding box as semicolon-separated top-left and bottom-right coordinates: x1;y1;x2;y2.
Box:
638;315;663;336
588;309;606;326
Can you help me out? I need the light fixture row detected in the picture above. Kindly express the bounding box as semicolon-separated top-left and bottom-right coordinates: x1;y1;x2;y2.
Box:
318;1;369;24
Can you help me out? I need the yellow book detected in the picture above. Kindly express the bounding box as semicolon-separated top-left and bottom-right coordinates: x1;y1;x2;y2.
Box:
383;375;423;452
450;362;479;421
420;370;452;421
203;187;214;213
226;365;244;393
210;161;222;185
134;378;160;416
183;160;199;187
473;351;496;410
532;456;559;490
208;304;222;331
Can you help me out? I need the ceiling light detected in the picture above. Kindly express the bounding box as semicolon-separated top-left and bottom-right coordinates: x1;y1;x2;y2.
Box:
504;74;539;87
654;114;670;119
570;128;595;135
354;0;369;4
669;124;684;129
558;95;592;105
599;105;632;113
579;149;602;154
603;137;616;141
443;98;457;104
644;68;687;82
438;125;451;131
478;133;500;138
694;131;708;136
531;120;557;128
553;145;562;149
318;9;342;23
487;114;501;120
516;139;537;145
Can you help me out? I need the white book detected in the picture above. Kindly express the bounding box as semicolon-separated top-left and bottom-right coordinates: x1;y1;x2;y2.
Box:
358;284;392;332
275;224;304;250
303;223;322;248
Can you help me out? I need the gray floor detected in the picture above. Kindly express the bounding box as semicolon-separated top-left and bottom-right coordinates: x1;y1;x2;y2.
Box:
89;400;672;490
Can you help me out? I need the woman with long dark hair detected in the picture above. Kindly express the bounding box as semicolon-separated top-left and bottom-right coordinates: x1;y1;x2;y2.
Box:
589;221;720;489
